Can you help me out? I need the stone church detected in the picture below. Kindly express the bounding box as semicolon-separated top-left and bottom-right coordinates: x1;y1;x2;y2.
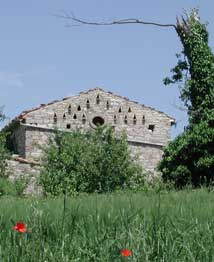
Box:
5;88;175;193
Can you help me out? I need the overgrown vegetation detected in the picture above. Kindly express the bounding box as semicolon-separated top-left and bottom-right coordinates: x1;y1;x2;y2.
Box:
1;189;214;261
0;131;9;177
40;126;145;196
0;176;28;197
0;109;27;197
0;108;10;178
159;9;214;187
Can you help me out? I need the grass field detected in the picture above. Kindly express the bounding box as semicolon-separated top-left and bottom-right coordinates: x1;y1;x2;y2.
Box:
0;189;214;261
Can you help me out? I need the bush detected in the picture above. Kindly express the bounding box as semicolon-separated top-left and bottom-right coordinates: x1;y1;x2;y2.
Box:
0;177;16;196
40;126;145;196
0;131;9;176
0;176;27;197
158;118;214;187
13;177;29;196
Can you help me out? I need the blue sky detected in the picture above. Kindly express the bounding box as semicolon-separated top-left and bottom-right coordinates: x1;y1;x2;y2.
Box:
0;0;213;138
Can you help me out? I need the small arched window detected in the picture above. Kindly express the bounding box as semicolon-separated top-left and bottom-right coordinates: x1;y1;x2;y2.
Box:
73;114;77;120
86;99;90;109
68;105;71;115
142;115;145;125
106;101;110;110
124;115;128;124
128;107;132;113
114;115;117;124
77;105;81;111
96;94;100;104
133;115;137;125
82;114;86;124
63;113;66;121
53;113;57;124
118;107;122;113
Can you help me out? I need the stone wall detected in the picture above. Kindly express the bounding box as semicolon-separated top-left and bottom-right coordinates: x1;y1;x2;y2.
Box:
7;88;174;178
128;141;163;175
24;88;173;147
6;157;42;195
21;124;164;174
25;126;55;160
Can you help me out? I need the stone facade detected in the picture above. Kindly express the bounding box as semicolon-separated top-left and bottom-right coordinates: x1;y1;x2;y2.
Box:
5;87;175;192
6;156;42;195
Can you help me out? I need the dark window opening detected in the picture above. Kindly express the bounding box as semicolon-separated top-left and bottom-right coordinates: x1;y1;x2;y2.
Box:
73;114;77;120
128;107;132;113
68;105;71;114
92;116;105;126
118;107;122;113
77;105;81;111
82;114;86;124
86;99;90;109
96;94;100;104
66;124;71;129
142;115;145;125
21;119;26;124
53;113;57;123
114;115;117;124
63;113;66;120
148;124;155;132
124;115;128;124
133;115;137;125
106;101;110;110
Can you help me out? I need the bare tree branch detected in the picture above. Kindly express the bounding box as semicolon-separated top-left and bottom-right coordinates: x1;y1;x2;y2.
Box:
54;11;177;30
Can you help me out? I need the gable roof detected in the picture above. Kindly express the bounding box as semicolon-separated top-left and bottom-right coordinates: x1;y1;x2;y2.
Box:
5;87;176;129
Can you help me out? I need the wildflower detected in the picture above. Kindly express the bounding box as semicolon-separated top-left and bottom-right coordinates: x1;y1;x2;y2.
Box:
121;249;132;257
13;222;27;233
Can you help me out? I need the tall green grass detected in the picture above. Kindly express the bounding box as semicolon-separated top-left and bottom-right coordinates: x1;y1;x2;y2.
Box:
0;189;214;261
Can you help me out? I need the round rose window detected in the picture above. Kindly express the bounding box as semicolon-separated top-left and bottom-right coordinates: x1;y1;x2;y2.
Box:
92;116;105;126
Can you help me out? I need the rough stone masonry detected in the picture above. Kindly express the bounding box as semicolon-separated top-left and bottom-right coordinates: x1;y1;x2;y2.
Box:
4;87;175;194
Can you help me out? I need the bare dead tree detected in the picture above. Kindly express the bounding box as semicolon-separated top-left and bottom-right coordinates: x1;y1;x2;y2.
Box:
55;11;177;30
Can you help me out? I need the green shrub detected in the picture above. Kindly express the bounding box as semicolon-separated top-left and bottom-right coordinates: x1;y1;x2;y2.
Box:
158;118;214;187
0;131;9;176
40;126;145;196
0;177;16;196
13;177;29;196
0;176;28;197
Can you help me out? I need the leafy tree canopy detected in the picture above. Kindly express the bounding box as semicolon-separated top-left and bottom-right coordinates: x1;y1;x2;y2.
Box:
159;9;214;187
40;126;145;196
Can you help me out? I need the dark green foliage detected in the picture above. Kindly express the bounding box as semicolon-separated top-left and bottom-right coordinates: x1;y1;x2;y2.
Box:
160;9;214;187
159;120;214;187
0;106;5;122
0;109;19;196
0;131;9;177
0;108;9;177
0;108;8;176
40;126;144;195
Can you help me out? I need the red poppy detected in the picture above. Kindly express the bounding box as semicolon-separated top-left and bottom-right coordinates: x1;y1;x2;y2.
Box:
121;249;132;257
13;222;27;233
